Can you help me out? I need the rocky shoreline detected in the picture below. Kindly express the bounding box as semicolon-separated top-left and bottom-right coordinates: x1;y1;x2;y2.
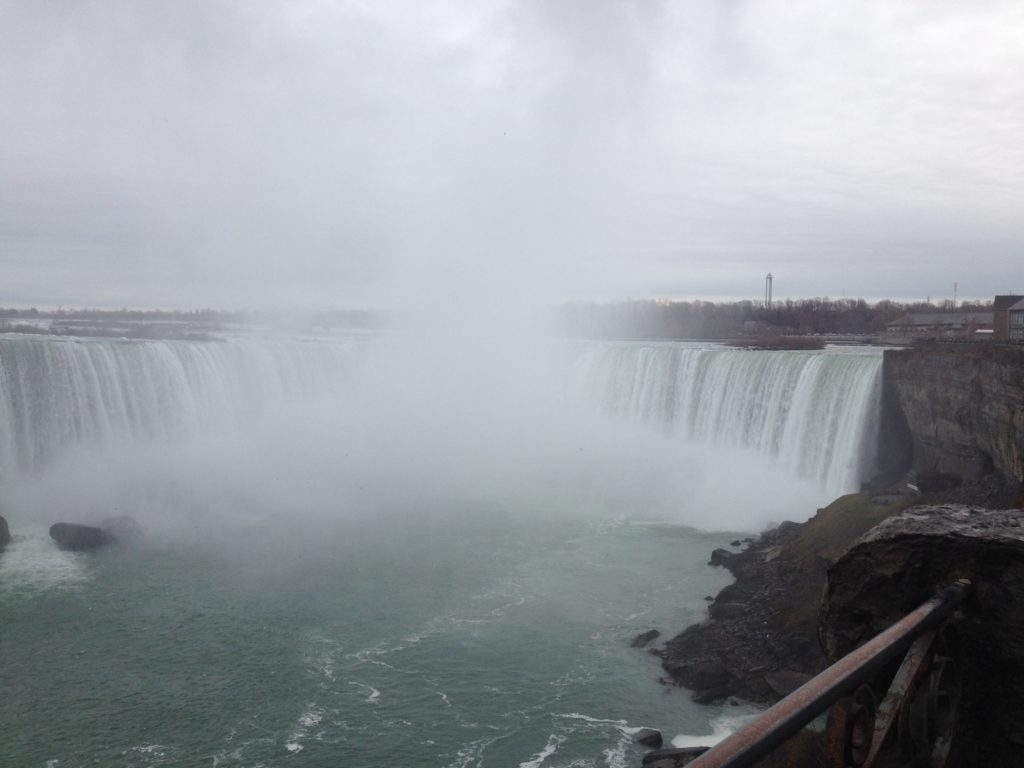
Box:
654;521;826;704
646;477;1020;707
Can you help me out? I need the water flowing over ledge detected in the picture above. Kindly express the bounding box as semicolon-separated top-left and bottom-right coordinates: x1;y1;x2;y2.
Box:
573;342;883;498
0;335;359;482
0;335;882;510
0;334;889;767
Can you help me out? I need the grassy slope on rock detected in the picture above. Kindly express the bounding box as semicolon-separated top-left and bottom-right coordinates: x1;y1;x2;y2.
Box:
661;492;916;704
770;493;916;638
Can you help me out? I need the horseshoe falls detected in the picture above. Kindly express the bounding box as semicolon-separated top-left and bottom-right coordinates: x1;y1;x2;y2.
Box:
0;336;358;483
0;334;883;768
572;342;882;501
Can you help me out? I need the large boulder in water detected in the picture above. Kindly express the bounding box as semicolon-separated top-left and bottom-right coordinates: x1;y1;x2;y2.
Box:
50;522;109;551
0;515;10;549
49;517;143;551
633;728;663;748
631;629;661;648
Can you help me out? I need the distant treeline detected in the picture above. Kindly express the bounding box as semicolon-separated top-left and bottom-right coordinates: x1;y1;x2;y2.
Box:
557;298;993;340
0;307;384;329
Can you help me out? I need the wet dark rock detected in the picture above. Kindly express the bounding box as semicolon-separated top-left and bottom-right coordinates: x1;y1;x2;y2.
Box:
661;494;916;704
763;669;812;698
703;595;713;602
50;523;108;551
708;548;732;566
631;629;661;648
0;515;9;549
915;470;962;492
662;657;732;692
641;747;709;767
708;601;747;621
634;728;663;748
729;539;742;547
819;504;1024;768
100;515;142;543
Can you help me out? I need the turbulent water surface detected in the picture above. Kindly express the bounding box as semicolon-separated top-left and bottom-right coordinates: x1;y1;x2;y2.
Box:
0;333;883;767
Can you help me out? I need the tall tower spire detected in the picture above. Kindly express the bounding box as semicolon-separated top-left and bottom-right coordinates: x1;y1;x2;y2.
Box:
765;272;773;309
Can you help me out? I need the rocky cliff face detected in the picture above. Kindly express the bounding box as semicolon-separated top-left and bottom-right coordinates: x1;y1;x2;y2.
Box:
884;344;1024;491
657;494;915;704
821;504;1024;768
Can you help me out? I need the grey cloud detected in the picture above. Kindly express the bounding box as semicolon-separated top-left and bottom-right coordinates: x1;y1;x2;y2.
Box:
0;0;1021;309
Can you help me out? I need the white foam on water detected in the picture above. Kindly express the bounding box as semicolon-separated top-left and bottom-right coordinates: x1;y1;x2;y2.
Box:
348;681;381;704
284;704;323;756
618;725;651;737
602;733;631;768
555;713;663;768
299;710;323;727
346;640;414;666
301;637;342;684
519;733;566;768
445;735;501;768
127;743;171;761
0;533;89;592
671;711;761;749
211;746;243;766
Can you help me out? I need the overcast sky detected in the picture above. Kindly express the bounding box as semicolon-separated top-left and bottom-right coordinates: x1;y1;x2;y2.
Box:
1;0;1022;310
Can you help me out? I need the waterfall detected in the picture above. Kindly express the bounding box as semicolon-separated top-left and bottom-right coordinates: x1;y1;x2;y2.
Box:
0;335;882;507
572;342;882;497
0;335;359;483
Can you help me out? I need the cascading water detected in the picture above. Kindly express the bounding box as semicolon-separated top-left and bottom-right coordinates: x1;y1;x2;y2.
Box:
0;333;887;768
0;335;359;483
572;341;882;498
0;335;882;503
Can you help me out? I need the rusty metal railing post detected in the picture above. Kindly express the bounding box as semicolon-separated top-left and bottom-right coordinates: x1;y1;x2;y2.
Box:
682;579;971;768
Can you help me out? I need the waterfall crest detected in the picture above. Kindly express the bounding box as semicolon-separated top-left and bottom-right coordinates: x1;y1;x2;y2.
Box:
0;336;881;505
572;342;882;496
0;336;357;482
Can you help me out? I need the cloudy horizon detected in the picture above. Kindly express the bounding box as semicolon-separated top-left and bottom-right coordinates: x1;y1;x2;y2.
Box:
2;0;1022;312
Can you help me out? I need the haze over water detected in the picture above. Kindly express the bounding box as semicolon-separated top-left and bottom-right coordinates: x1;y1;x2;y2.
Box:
3;1;1019;765
0;329;883;766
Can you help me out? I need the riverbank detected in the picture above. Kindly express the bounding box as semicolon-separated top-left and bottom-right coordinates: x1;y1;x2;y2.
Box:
652;493;912;703
653;473;1021;707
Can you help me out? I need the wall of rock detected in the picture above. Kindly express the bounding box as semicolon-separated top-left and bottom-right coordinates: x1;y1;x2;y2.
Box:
820;504;1024;767
883;344;1024;491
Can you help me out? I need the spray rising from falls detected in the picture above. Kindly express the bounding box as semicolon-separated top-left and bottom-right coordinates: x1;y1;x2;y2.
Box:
572;342;883;498
0;335;882;532
0;336;888;767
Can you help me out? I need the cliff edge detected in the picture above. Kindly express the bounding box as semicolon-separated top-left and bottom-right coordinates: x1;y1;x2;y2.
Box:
884;343;1024;496
657;494;914;703
657;344;1024;706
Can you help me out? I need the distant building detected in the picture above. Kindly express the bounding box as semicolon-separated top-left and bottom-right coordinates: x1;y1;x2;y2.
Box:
886;312;993;341
1009;298;1024;342
994;295;1024;341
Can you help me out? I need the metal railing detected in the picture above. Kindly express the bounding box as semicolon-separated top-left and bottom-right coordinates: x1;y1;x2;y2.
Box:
647;579;970;768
